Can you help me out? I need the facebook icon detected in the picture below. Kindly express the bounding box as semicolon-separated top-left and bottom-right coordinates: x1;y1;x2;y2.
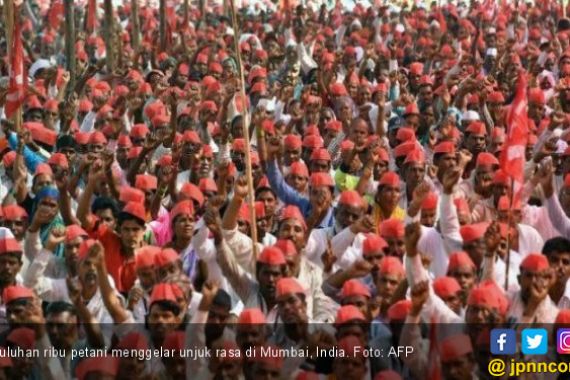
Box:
490;329;516;355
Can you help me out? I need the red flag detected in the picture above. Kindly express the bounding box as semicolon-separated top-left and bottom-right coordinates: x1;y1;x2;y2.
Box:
426;318;442;380
5;11;25;119
499;71;529;184
86;0;97;34
47;0;64;30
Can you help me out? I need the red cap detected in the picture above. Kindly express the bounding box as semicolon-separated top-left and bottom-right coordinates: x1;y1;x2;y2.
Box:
335;305;367;324
200;100;218;113
302;135;324;149
117;332;149;350
65;224;87;243
157;155;172;167
460;223;489;243
280;205;306;230
393;141;418;158
409;62;424;75
135;174;158;191
497;196;521;211
0;238;22;255
238;308;266;324
47;153;69;169
467;283;507;315
448;251;476;271
441;334;473;363
433;276;462;298
79;99;93;112
2;205;27;221
377;256;405;277
151;114;170;127
273;240;297;257
363;234;388;256
232;138;246;152
404;148;426;165
309;172;334;187
88;131;107;145
2;151;16;167
284;134;302;149
296;371;320;380
122;202;146;222
330;83;348;96
379;219;404;239
171;200;194;220
119;187;145;204
528;88;546;105
149;283;179;306
304;125;320;137
276;277;304;298
404;103;419;116
379;171;400;187
290;162;309;178
396;127;415;142
465;121;487;136
421;192;438;210
520;253;549;272
387;299;412;321
130;124;149;139
476;152;499;167
556;310;570;325
34;163;53;177
25;122;57;147
257;247;286;266
433;141;456;154
326;120;342;132
338;190;364;208
492;170;510;185
2;285;33;304
155;248;180;267
337;336;365;358
310;148;331;162
340;279;371;299
199;178;218;193
76;357;119;380
163;331;185;351
180;183;205;207
487;91;505;103
7;328;36;350
135;246;160;269
374;370;403;380
340;140;355;153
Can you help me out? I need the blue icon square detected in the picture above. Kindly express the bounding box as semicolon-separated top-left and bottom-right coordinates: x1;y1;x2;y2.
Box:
490;329;516;355
522;328;548;355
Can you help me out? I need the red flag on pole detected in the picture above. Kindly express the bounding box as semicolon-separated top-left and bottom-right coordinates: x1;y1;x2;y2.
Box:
499;70;529;184
5;11;25;119
86;0;97;34
426;317;442;380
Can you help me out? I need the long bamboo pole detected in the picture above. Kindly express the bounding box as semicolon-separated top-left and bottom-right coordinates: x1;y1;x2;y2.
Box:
64;0;76;90
229;0;258;259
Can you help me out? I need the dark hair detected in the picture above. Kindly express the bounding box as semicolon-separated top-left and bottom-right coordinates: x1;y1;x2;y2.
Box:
46;301;77;317
212;289;232;310
91;197;119;216
117;211;145;228
542;237;570;256
149;300;181;316
56;135;76;151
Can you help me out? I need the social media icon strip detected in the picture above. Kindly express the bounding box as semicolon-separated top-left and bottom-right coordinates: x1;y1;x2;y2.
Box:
491;329;516;355
522;329;548;355
557;328;570;354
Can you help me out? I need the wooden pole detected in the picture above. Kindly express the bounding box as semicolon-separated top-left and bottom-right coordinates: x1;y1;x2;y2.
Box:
159;0;166;52
64;0;76;91
4;0;22;132
131;0;140;51
103;0;115;71
229;0;258;259
504;177;515;291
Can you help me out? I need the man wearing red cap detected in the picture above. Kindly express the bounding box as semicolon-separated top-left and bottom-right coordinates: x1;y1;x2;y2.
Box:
507;253;559;324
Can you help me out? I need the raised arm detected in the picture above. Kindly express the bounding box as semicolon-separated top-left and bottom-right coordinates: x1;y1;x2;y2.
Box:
90;241;130;323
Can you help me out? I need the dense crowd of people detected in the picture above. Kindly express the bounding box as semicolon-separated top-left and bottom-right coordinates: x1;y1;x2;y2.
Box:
0;0;570;378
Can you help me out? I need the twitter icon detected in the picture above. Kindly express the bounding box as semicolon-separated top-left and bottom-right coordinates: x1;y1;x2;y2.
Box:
522;329;548;355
